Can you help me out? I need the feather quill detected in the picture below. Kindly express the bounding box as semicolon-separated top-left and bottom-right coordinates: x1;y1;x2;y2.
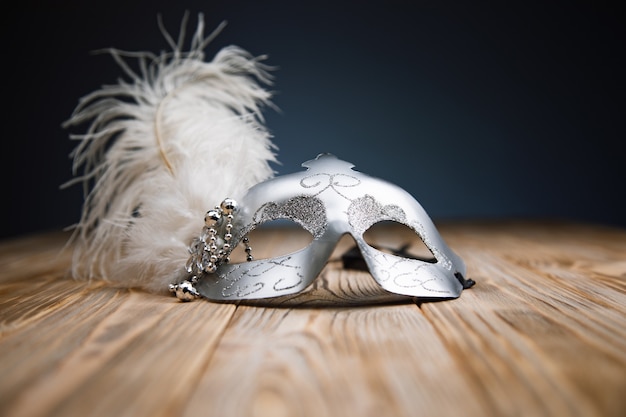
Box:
63;14;277;293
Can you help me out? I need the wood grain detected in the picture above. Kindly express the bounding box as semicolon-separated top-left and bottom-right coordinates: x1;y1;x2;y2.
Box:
0;221;624;417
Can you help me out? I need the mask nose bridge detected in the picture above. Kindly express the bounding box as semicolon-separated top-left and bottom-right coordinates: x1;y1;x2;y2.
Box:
334;230;373;274
317;222;372;271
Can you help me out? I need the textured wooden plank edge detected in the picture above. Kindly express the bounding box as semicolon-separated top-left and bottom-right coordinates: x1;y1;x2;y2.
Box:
2;287;237;417
418;222;626;417
0;230;73;284
181;303;484;417
0;284;128;413
1;222;624;417
0;231;238;417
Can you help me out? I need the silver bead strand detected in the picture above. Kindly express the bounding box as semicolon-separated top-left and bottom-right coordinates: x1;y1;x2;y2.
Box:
243;236;253;262
220;198;237;263
172;198;246;301
222;214;233;253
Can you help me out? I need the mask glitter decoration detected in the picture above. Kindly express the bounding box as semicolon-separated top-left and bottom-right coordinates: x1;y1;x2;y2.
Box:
171;153;473;302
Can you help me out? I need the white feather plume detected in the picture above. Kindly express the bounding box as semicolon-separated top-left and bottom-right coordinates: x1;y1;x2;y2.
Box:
63;14;277;293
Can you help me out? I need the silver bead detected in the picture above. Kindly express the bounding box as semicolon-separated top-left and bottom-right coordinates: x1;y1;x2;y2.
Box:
225;233;232;241
171;281;199;301
220;198;238;215
204;209;222;227
246;255;254;262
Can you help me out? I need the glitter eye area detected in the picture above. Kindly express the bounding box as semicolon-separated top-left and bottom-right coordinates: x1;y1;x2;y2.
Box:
362;220;436;263
252;195;327;239
346;195;407;236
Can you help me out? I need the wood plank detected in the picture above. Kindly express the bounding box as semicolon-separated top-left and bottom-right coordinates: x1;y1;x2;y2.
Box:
0;231;238;417
181;304;484;417
0;230;72;284
0;221;624;417
423;221;626;417
1;286;237;417
0;283;127;414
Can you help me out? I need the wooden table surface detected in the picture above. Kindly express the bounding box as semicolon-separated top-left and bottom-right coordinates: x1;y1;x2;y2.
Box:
1;221;625;417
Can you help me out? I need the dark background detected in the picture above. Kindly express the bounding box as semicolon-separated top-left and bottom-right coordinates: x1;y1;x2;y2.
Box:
2;1;624;239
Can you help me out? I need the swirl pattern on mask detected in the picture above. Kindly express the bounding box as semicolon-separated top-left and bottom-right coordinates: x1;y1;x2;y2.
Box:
300;173;361;201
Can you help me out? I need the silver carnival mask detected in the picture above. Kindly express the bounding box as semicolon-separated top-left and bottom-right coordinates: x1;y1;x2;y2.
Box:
172;154;471;302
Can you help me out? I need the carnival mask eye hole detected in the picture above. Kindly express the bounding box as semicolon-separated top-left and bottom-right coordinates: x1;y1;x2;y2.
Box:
228;219;314;263
362;220;436;263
